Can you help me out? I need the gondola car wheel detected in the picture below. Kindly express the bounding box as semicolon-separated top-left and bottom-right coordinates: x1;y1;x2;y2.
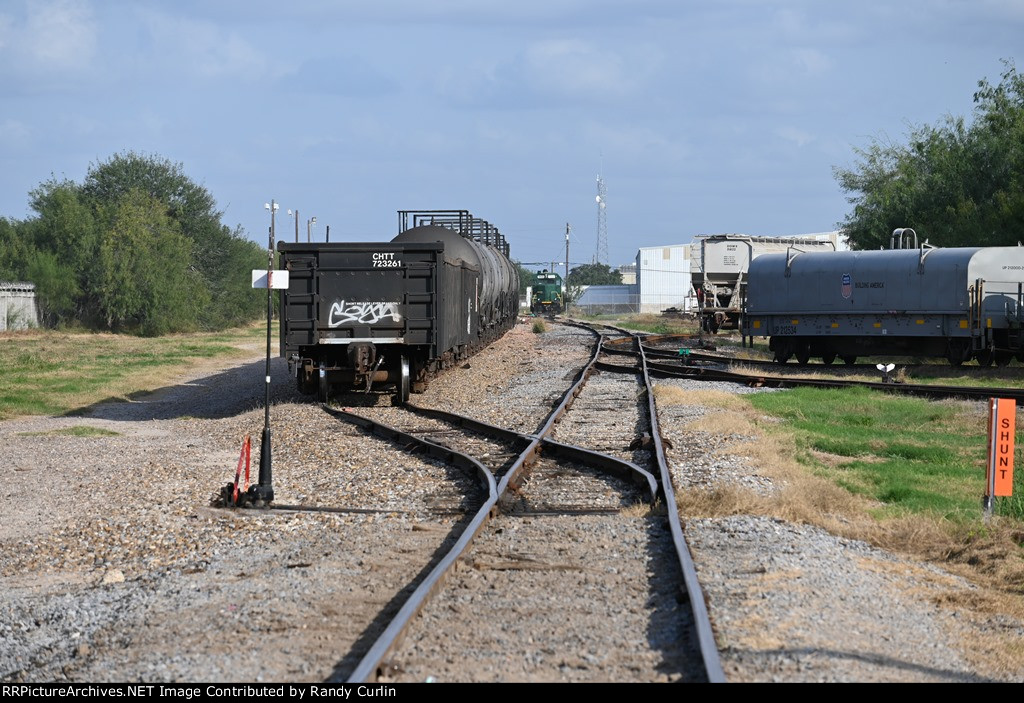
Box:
394;355;411;405
318;370;329;404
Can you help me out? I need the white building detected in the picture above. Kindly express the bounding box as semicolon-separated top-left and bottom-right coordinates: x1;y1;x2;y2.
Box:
0;282;39;331
635;245;696;314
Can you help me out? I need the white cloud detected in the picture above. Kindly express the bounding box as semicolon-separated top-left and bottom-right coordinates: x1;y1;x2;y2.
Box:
0;0;97;78
25;0;97;69
438;38;661;108
980;0;1024;21
0;118;32;147
746;46;833;100
523;40;634;99
776;126;815;147
0;14;12;51
772;7;807;37
791;48;831;76
138;9;281;81
583;122;690;169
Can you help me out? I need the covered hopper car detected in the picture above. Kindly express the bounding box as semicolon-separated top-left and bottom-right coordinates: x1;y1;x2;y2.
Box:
695;233;837;333
743;232;1024;366
278;210;519;403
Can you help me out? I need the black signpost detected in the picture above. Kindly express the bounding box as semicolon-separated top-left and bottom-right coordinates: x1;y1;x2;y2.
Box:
250;200;278;506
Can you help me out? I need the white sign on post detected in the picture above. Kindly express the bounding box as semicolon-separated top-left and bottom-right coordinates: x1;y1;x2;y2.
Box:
252;270;290;289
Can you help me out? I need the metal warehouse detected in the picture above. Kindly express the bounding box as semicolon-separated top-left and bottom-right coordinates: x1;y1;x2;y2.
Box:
635;244;696;314
572;284;638;314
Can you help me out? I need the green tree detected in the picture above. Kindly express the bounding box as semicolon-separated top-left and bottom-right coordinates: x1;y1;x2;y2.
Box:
93;189;205;335
23;180;102;321
514;261;536;296
80;151;264;328
25;250;78;326
835;59;1024;249
567;262;623;286
0;217;34;281
15;152;264;333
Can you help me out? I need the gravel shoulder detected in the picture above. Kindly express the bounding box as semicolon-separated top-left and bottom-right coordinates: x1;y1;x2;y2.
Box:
1;321;1021;682
655;377;1024;683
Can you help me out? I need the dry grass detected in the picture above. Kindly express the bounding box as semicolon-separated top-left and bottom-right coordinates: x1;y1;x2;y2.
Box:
653;385;749;412
684;409;759;437
668;392;1024;640
728;361;882;383
620;500;667;518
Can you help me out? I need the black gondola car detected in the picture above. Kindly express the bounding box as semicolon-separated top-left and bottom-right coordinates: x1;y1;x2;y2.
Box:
278;210;519;403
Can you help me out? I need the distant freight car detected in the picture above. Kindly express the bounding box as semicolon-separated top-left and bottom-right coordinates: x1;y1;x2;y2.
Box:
694;234;837;332
744;233;1024;366
530;270;563;314
278;210;519;403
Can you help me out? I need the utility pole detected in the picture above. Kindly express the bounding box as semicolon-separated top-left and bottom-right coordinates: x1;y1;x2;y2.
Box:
565;222;571;301
288;209;299;243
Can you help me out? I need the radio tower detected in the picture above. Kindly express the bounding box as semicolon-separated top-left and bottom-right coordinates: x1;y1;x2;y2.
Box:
595;167;608;265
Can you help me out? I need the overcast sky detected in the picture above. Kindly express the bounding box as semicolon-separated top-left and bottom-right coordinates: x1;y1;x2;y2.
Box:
1;0;1021;268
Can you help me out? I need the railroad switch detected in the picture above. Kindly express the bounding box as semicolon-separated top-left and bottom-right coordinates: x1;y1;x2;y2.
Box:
210;435;273;509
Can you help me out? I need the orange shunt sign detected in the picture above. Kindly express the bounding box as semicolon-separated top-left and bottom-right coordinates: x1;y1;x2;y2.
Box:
987;398;1016;497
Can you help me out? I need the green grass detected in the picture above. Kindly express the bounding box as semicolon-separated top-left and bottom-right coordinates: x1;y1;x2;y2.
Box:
624;321;675;334
0;322;267;420
17;426;121;437
749;386;1024;521
571;312;700;336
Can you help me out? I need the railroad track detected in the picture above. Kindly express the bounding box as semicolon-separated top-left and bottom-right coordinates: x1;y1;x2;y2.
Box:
599;332;1024;403
327;321;724;683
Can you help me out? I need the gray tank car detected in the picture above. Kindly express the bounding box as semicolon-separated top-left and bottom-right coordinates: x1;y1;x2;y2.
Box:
744;238;1024;366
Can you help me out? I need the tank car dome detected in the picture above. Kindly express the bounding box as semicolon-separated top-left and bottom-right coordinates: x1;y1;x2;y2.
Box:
392;225;481;268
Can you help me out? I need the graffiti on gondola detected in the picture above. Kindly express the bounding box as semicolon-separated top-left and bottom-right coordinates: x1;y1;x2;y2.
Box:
328;300;402;327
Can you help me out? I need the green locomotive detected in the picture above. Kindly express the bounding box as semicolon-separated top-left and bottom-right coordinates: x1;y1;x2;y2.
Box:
530;270;564;314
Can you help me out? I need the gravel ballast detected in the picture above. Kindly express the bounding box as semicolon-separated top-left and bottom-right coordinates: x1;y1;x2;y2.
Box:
1;320;1022;682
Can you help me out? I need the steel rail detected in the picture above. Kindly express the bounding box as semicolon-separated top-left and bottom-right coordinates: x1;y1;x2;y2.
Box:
342;322;630;682
599;355;1024;404
641;344;879;369
405;403;659;501
631;332;1024;372
635;334;727;683
566;320;727;682
342;321;719;682
333;406;498;684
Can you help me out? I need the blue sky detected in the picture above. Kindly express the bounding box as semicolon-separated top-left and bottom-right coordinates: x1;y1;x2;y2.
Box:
0;1;1021;269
